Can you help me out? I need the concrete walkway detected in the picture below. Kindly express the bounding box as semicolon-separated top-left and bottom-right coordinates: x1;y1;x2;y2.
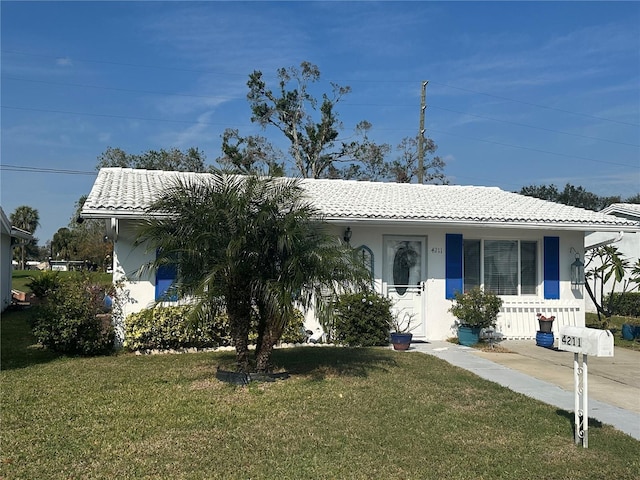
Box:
409;340;640;441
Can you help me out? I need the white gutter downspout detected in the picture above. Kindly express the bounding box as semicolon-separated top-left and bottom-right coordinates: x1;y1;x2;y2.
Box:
585;231;624;251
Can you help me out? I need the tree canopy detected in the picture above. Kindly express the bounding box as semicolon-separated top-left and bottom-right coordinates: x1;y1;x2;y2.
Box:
519;183;638;211
225;61;446;183
137;173;370;372
10;205;40;269
96;146;209;172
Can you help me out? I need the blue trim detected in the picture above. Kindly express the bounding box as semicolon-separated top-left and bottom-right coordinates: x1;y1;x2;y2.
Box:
155;263;177;301
445;234;463;299
543;236;560;299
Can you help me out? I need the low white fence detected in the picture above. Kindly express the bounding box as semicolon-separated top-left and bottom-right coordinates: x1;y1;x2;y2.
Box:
495;300;583;340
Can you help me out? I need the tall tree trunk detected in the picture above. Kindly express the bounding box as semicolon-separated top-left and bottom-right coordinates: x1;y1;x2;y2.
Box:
226;288;252;373
255;316;285;373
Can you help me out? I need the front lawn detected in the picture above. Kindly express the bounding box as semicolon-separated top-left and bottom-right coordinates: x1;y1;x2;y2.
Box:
11;269;113;293
586;312;640;351
1;309;638;479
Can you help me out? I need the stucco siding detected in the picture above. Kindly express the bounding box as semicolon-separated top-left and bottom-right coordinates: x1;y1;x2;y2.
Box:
110;218;586;342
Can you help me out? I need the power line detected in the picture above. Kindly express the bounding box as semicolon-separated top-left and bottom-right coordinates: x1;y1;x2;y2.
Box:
1;49;245;78
428;80;640;128
1;105;242;128
428;128;639;169
1;75;224;101
0;164;96;175
6;75;636;148
3;104;638;170
4;49;637;127
427;105;639;148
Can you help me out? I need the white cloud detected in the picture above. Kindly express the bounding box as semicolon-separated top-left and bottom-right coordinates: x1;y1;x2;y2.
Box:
56;57;73;67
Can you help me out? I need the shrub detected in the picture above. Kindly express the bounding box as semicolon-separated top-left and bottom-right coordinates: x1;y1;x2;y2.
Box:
124;305;232;351
29;276;115;356
606;292;640;318
26;271;62;298
449;287;503;330
279;309;307;344
332;292;392;346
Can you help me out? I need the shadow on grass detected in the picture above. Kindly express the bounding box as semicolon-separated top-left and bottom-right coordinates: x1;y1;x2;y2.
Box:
556;409;605;440
270;346;399;381
211;346;399;383
1;307;62;371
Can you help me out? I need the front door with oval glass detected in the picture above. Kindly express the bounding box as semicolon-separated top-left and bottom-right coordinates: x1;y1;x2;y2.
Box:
383;236;426;337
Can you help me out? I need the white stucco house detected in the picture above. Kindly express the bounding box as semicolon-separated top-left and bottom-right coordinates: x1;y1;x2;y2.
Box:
584;203;640;313
81;168;640;343
1;207;33;312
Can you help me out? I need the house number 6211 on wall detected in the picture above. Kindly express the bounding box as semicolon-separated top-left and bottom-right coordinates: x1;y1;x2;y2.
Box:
431;247;443;254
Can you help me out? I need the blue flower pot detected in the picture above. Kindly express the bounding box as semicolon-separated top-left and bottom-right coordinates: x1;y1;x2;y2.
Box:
621;324;636;341
458;326;481;346
390;332;413;351
536;331;555;348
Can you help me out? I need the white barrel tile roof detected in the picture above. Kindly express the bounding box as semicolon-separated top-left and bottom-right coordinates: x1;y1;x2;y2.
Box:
82;168;640;231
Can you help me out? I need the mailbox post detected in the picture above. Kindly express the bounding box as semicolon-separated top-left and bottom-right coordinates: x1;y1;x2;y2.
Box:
558;326;614;448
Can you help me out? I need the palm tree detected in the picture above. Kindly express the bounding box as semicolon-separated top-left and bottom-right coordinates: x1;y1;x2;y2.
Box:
248;178;370;372
10;205;40;269
138;172;369;372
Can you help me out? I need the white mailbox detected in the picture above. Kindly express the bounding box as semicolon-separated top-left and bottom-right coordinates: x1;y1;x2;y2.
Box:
558;326;614;357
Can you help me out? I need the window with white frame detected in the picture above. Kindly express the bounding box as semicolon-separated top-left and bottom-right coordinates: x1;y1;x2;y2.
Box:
463;239;538;295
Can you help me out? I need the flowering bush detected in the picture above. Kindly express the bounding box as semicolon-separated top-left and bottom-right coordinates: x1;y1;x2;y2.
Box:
29;275;115;356
124;305;231;351
332;292;392;346
125;306;307;351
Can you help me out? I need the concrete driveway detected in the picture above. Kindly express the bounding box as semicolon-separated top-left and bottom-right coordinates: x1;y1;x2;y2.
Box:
472;340;640;414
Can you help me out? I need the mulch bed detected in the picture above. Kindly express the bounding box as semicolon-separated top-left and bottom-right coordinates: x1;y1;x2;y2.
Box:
215;369;290;385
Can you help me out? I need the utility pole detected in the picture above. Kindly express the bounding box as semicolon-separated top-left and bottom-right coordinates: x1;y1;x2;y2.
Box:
417;80;428;184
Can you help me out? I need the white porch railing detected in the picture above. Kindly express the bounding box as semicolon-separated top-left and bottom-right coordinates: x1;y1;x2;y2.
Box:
496;300;583;340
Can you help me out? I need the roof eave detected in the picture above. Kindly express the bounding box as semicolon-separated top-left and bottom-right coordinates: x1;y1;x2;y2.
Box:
10;227;33;240
82;209;639;233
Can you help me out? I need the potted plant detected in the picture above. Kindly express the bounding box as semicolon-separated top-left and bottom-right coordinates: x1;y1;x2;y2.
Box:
621;319;640;341
389;310;419;351
536;313;555;333
449;287;503;347
535;313;556;348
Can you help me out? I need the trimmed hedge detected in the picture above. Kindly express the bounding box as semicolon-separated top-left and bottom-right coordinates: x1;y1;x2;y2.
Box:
124;305;308;351
124;306;231;351
607;292;640;318
332;292;392;347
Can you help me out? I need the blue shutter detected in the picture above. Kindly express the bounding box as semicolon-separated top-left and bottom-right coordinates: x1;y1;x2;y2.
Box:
543;236;560;300
155;263;177;301
446;234;463;299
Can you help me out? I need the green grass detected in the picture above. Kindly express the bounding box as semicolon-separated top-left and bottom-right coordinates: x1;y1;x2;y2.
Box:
1;309;638;479
11;269;113;293
586;312;640;351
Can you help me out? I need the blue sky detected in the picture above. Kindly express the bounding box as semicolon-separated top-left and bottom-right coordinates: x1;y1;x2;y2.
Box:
2;1;639;244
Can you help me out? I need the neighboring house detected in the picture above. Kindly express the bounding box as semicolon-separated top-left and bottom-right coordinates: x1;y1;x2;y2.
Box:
81;168;640;342
1;207;33;312
584;203;640;313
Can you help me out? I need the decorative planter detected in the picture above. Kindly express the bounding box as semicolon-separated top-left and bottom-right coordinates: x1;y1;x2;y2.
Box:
537;314;555;333
538;320;554;333
458;326;481;347
390;332;413;351
621;324;638;341
536;331;555;348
